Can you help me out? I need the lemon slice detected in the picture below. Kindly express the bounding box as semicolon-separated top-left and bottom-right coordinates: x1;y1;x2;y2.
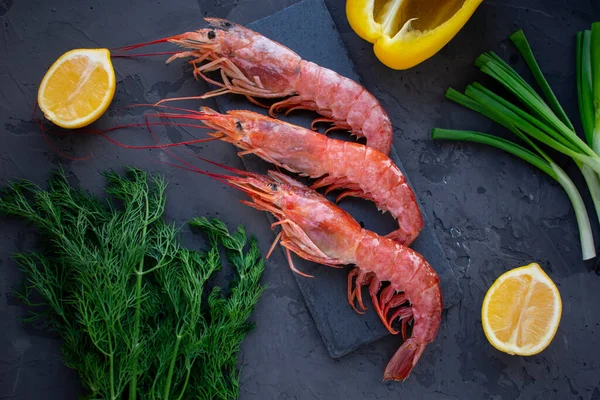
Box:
346;0;483;70
38;48;116;129
481;262;562;356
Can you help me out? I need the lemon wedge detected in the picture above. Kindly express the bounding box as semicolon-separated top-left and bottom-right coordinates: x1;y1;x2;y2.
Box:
38;48;116;129
346;0;483;70
481;262;562;356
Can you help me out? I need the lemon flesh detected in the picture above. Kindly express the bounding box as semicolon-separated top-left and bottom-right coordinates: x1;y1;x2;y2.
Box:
38;48;115;129
481;263;562;356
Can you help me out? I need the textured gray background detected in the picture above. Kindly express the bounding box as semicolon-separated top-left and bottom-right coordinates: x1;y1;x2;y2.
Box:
1;0;600;399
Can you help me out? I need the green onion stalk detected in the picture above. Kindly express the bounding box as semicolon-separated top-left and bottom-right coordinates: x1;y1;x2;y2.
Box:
591;24;600;153
576;24;600;222
432;28;600;260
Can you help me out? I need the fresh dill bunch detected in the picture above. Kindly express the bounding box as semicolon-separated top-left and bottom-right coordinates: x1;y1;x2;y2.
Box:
188;218;265;400
0;168;265;400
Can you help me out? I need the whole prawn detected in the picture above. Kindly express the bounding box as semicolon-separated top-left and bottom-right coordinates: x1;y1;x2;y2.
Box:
117;18;393;155
172;157;442;381
157;106;423;245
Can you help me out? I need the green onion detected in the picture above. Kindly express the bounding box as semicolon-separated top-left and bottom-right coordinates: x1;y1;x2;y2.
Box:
575;25;600;236
432;128;596;260
509;30;575;131
433;28;600;260
474;52;595;158
576;30;594;144
592;23;600;154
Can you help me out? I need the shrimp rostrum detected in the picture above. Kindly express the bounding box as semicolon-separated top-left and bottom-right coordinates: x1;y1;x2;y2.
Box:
176;160;442;381
118;18;394;155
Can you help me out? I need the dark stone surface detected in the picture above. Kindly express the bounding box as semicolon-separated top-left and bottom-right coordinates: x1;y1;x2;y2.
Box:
214;0;460;359
1;0;599;399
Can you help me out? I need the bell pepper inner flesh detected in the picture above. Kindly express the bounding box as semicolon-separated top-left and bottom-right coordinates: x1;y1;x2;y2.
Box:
374;0;404;37
372;0;468;39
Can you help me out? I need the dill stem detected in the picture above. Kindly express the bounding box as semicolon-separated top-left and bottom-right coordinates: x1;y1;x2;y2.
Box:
128;271;143;400
163;331;183;400
140;260;165;276
175;361;193;400
129;195;150;400
108;335;116;400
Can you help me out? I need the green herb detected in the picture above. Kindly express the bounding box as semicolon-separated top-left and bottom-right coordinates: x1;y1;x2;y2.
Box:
432;28;599;260
0;168;265;399
590;23;600;152
577;29;594;145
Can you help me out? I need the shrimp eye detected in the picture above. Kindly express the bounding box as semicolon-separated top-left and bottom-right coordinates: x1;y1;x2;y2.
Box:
224;21;232;27
270;183;279;191
236;121;243;131
207;30;216;40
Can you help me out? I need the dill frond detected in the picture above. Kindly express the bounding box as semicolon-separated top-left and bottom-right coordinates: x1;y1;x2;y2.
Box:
0;169;265;400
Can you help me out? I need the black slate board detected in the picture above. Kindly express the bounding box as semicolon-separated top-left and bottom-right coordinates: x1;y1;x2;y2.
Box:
213;0;461;358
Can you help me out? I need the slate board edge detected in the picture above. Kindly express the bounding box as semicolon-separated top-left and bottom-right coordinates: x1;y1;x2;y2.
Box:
215;0;461;359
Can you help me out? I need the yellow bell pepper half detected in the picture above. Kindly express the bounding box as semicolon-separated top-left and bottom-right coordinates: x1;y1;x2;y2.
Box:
346;0;483;70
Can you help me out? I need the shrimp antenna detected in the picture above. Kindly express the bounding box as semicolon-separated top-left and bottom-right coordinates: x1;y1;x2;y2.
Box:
111;51;180;59
112;36;179;52
185;154;255;177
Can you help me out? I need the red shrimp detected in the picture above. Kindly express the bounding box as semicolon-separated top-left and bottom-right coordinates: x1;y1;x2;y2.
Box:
171;157;441;381
157;106;423;245
116;18;393;155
